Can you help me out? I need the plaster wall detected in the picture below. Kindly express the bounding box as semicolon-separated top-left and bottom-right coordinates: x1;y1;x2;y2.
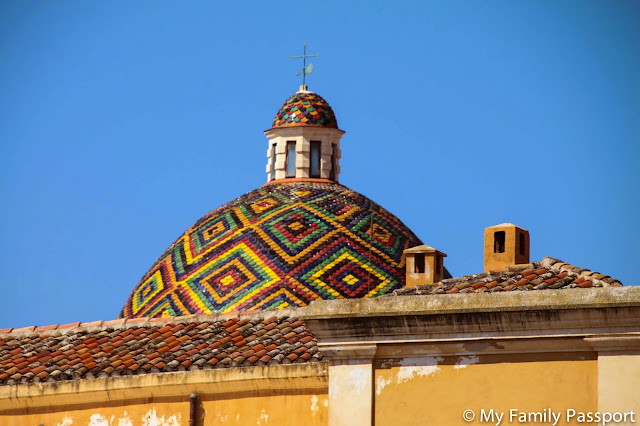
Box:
596;351;640;425
374;353;597;426
203;390;328;425
2;401;187;426
0;364;328;426
2;390;328;426
328;363;373;426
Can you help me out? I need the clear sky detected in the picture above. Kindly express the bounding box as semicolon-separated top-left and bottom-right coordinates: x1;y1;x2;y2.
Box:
1;1;638;328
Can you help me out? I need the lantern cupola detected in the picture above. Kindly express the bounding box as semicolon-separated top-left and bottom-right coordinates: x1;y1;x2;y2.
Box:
264;88;345;183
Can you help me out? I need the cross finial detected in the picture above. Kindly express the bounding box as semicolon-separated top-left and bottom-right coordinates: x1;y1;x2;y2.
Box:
291;42;318;91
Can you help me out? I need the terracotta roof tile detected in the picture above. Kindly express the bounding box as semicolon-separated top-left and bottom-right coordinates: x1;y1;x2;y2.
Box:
388;257;623;297
0;310;322;386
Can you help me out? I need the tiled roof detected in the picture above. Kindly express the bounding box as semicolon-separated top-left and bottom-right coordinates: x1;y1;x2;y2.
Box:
388;257;623;296
272;91;338;129
120;181;422;318
0;311;322;386
2;258;623;386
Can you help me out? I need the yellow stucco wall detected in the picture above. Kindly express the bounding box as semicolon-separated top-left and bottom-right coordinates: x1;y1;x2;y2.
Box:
1;400;188;426
1;391;328;426
374;352;597;426
596;352;640;425
203;391;328;425
0;365;328;426
0;394;327;426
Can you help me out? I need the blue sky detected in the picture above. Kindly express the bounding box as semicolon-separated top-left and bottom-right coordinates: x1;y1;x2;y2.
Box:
1;1;638;328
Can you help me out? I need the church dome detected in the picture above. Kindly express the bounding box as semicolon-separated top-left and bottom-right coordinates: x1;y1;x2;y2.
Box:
119;181;421;318
272;91;338;129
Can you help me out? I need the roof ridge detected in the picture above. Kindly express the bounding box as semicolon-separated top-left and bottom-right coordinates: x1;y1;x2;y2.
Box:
542;257;622;287
440;257;621;287
0;306;308;337
388;257;623;297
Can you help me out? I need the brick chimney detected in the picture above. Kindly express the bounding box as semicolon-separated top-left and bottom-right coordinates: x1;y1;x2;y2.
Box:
404;245;447;287
484;223;529;272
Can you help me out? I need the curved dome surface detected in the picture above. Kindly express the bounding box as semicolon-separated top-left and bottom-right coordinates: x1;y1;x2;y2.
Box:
272;91;338;129
120;181;421;318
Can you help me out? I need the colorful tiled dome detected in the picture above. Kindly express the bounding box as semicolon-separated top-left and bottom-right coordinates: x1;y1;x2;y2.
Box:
272;91;338;129
120;181;421;318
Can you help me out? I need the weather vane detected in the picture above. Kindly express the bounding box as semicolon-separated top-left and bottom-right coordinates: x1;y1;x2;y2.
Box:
291;42;318;90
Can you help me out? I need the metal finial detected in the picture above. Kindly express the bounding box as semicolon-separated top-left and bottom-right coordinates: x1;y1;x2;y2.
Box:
291;42;318;90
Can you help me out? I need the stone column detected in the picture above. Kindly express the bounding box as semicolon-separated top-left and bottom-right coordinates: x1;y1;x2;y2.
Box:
295;138;310;178
320;142;334;180
322;344;377;426
274;141;287;180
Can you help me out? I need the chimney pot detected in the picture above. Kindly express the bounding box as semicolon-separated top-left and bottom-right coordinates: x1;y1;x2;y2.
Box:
404;245;447;287
484;223;529;272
